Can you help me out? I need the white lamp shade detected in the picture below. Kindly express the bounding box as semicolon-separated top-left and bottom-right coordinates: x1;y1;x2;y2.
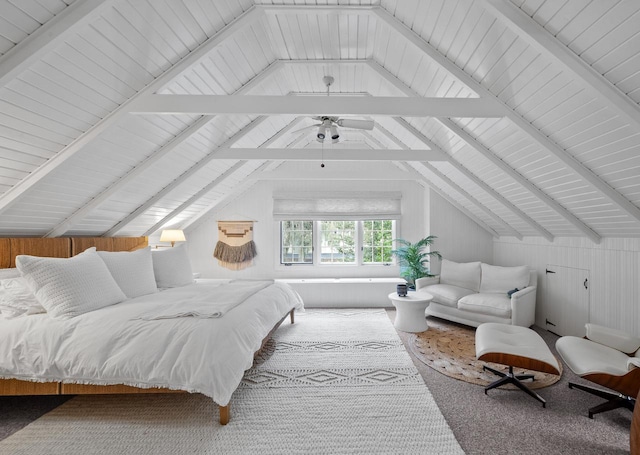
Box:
160;229;186;244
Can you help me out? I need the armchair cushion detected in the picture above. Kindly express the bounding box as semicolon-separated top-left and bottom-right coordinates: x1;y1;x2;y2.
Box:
585;323;640;354
440;260;481;292
458;293;511;318
480;264;530;294
556;336;631;377
425;284;475;308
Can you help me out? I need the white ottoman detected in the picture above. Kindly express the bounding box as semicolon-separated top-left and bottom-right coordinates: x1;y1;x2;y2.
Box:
475;323;561;407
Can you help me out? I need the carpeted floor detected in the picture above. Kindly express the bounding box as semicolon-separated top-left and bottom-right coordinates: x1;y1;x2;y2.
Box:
0;309;462;455
0;310;632;454
391;312;631;455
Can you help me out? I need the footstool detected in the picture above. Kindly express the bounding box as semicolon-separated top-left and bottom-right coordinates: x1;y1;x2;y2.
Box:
475;323;561;407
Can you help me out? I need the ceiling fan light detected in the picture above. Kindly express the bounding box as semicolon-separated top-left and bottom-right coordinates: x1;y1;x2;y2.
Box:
330;125;339;140
317;125;326;141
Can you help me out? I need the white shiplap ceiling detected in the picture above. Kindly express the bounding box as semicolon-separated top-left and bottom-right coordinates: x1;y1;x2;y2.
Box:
0;0;639;243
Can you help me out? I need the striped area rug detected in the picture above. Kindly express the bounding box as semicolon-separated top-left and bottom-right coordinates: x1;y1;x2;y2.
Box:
0;309;462;455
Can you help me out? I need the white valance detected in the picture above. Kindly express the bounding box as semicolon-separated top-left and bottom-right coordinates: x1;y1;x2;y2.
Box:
273;192;402;221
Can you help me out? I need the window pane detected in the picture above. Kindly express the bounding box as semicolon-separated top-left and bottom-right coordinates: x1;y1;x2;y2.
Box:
320;221;356;264
281;221;313;264
362;219;394;264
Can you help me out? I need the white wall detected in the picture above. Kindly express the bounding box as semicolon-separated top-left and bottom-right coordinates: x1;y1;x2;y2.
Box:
427;191;494;274
184;164;498;308
186;162;428;280
494;237;640;335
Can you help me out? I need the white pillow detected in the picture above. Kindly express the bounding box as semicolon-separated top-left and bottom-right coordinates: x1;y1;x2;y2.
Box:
16;247;126;319
0;277;45;319
480;263;530;294
439;260;481;291
98;247;158;299
151;244;194;288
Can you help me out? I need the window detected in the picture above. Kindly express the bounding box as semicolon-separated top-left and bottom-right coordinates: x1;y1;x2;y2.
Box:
280;221;313;264
320;221;356;264
362;220;394;264
280;220;395;265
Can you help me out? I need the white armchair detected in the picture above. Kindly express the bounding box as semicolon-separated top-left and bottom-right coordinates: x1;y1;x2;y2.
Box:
556;323;640;418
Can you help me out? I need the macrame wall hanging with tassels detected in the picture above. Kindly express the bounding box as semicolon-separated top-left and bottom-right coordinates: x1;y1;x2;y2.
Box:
214;221;257;270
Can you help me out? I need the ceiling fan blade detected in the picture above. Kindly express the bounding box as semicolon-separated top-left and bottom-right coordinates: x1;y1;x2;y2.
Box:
290;124;321;134
336;119;375;130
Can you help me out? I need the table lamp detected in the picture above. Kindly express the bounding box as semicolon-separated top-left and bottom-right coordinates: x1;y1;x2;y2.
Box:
160;229;186;247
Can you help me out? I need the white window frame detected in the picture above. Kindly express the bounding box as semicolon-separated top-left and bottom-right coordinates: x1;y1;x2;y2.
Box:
279;220;396;267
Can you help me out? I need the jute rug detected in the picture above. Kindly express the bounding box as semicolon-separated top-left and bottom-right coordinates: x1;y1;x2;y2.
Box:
409;317;562;389
0;309;462;455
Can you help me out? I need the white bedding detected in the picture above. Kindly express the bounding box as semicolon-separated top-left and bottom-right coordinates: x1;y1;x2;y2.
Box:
0;280;303;406
138;280;274;320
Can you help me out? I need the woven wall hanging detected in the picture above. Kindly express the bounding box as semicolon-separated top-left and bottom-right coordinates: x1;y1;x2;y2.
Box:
213;221;256;270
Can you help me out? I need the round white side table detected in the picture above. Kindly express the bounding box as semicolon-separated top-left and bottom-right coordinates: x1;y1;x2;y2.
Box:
388;291;433;333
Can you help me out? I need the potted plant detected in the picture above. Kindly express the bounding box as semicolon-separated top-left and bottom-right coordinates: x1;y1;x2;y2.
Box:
391;236;441;289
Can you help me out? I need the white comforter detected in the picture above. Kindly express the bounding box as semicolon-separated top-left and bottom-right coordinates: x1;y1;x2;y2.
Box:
0;280;303;406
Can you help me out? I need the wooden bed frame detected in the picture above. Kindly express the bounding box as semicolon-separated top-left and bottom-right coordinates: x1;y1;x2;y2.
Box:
0;237;294;425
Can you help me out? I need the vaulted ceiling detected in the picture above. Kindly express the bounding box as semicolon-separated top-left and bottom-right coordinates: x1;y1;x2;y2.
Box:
1;0;639;243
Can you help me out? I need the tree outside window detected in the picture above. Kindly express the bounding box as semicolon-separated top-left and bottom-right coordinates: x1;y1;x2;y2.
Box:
362;220;393;264
281;220;313;264
320;221;356;263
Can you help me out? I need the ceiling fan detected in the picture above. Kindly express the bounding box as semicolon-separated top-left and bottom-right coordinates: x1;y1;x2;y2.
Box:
295;76;375;143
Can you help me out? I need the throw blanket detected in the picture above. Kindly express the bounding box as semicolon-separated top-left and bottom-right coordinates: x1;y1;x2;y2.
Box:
138;280;274;320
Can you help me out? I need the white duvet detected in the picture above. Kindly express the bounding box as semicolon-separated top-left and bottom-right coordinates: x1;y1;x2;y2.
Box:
0;280;304;406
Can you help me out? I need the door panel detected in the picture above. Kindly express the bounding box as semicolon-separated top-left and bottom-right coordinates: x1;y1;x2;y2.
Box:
545;264;590;337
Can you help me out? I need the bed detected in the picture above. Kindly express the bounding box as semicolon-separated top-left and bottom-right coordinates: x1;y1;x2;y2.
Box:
0;237;303;425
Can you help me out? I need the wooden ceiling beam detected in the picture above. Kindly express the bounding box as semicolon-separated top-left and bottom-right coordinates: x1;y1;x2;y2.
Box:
46;60;284;238
179;163;273;233
194;148;445;161
402;164;500;239
130;94;504;118
436;118;602;244
393;117;552;242
374;6;640;232
143;161;250;237
376;119;526;240
0;5;265;218
0;0;111;87
420;162;523;240
481;0;640;130
367;59;600;243
104;116;270;236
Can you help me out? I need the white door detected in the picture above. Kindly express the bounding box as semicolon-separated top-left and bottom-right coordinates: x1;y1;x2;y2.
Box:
545;265;590;337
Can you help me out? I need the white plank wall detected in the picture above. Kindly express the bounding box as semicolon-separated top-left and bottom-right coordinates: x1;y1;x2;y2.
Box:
185;162;426;281
494;237;640;336
428;190;494;275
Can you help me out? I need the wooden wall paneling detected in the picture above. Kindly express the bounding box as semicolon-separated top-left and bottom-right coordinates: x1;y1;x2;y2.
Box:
71;237;114;255
0;379;60;395
112;236;148;251
0;238;10;268
9;238;71;266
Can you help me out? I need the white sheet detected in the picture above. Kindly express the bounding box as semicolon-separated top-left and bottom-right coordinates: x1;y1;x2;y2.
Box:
138;280;274;320
0;280;304;406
